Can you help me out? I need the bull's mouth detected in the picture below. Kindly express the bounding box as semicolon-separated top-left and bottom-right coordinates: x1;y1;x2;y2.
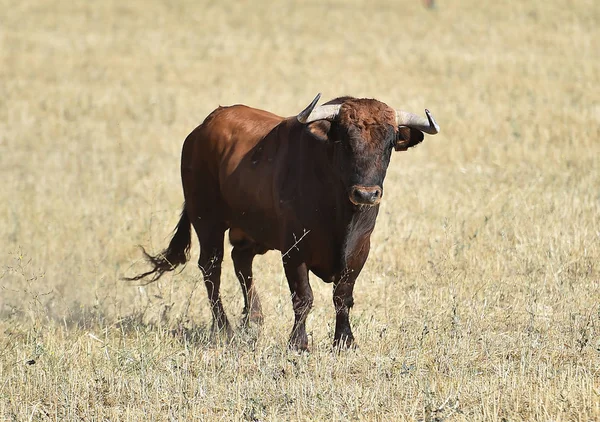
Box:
348;196;381;207
348;185;383;206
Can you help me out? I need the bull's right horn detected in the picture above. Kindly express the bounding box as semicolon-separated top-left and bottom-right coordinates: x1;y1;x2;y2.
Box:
395;109;440;134
297;93;342;124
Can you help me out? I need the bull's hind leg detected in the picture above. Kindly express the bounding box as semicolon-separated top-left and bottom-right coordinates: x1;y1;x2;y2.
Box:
193;220;231;336
182;167;231;336
230;229;264;326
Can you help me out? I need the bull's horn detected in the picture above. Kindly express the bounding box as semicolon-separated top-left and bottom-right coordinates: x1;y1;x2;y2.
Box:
297;93;341;124
395;109;440;134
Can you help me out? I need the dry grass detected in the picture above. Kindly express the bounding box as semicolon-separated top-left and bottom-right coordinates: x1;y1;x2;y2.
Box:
1;0;599;420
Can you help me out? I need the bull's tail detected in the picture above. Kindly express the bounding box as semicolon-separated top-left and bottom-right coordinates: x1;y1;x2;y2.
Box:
125;204;191;284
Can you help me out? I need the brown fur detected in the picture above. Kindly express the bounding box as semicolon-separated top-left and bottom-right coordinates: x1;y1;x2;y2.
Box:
129;96;429;349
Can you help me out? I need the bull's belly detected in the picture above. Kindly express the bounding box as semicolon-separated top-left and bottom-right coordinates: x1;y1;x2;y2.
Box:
228;219;343;283
227;212;281;251
309;265;337;283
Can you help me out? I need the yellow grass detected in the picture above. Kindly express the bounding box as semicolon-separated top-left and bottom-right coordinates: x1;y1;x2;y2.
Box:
1;0;599;420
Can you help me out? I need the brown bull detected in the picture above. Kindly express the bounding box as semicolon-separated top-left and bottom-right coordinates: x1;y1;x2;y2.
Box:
127;94;439;350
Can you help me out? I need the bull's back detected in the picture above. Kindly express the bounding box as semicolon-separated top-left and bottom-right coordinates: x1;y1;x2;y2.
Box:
181;104;287;245
182;105;283;175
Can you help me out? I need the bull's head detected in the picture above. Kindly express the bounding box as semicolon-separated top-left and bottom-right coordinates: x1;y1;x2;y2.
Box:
297;93;439;207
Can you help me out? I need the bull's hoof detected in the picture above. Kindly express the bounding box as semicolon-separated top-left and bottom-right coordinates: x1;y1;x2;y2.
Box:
240;311;264;330
210;319;233;343
333;335;357;351
288;333;309;352
249;311;264;325
246;311;264;325
288;342;309;353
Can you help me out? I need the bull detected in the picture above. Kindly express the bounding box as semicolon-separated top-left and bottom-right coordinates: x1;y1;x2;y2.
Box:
127;94;439;350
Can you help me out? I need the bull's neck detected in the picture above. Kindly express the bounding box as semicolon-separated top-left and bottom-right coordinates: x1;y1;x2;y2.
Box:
336;189;379;269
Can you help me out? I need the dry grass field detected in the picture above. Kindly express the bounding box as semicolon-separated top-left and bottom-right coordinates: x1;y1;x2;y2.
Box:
1;0;599;420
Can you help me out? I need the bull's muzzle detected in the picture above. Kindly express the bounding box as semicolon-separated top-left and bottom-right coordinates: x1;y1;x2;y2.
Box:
349;185;382;206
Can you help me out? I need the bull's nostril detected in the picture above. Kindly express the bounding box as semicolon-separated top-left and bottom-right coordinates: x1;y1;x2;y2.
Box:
350;186;382;205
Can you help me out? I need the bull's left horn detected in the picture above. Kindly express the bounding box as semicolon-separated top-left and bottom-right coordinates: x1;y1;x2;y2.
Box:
297;93;342;124
395;109;440;134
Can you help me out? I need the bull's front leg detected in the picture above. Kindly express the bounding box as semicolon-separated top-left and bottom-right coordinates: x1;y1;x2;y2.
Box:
332;269;358;349
282;259;313;351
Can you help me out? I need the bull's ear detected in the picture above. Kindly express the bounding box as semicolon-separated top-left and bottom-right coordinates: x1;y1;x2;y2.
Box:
307;120;332;143
395;126;424;151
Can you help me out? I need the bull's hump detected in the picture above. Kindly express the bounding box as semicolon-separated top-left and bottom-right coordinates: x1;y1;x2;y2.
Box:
199;105;283;155
213;104;283;126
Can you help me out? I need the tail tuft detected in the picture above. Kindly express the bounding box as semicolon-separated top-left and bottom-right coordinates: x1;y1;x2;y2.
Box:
124;205;191;284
